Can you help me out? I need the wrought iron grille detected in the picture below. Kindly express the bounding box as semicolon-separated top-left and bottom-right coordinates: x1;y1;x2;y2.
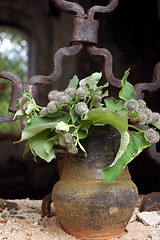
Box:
0;0;160;208
0;26;29;132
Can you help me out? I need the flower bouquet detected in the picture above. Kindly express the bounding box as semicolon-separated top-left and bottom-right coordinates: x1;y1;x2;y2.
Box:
14;69;160;183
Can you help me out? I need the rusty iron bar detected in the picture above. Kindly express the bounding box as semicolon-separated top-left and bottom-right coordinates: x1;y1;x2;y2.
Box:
134;62;160;99
0;0;121;124
0;71;39;116
0;71;22;84
29;44;83;85
42;193;53;218
85;45;122;87
53;0;85;17
147;143;160;161
87;0;119;20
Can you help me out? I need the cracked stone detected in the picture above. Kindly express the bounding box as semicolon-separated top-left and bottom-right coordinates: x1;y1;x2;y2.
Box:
137;211;160;227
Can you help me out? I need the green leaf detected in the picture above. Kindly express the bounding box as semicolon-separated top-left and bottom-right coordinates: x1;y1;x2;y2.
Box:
70;104;79;124
153;124;160;130
102;131;151;183
17;116;61;142
119;69;137;101
109;131;130;166
23;141;30;157
102;90;109;98
84;108;128;134
79;72;102;89
67;75;79;88
104;97;124;112
77;140;87;156
14;99;19;107
92;102;104;108
93;82;109;93
77;124;90;139
28;130;56;162
56;121;69;132
25;102;37;115
24;89;30;94
44;140;55;155
13;109;25;119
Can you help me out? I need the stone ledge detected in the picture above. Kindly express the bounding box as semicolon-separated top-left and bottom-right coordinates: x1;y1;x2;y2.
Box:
0;198;159;240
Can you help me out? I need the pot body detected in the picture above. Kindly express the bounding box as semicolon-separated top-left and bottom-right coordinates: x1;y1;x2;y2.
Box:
52;125;138;239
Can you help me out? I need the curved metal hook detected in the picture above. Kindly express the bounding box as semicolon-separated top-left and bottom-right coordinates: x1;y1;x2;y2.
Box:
0;113;15;123
134;62;160;94
147;144;160;162
0;71;22;84
52;0;85;18
29;44;83;85
87;0;119;20
85;45;122;88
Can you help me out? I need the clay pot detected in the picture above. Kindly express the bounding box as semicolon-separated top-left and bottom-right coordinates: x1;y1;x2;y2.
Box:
52;125;138;239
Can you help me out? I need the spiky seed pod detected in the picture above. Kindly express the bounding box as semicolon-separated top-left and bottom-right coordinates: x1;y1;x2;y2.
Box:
141;108;153;124
64;88;76;98
68;144;78;154
40;107;48;117
124;99;139;113
138;112;148;125
75;102;89;116
58;94;71;106
144;128;160;143
48;90;59;101
76;86;88;99
64;133;76;144
152;112;160;125
137;100;146;109
59;134;67;147
46;101;57;113
92;94;102;102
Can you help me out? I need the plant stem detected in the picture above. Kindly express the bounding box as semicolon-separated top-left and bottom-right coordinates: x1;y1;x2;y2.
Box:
59;110;68;115
128;124;143;132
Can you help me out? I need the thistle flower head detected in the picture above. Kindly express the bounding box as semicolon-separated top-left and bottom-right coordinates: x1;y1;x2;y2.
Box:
92;93;102;103
48;90;59;101
76;86;89;99
152;112;160;126
144;128;160;143
58;133;76;152
137;100;146;109
46;101;57;113
68;144;78;154
59;134;67;147
64;88;76;98
141;108;153;124
75;102;89;116
58;94;71;106
64;133;76;144
138;112;148;125
124;99;139;113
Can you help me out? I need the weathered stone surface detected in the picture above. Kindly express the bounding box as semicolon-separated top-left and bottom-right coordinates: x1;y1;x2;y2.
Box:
137;211;160;227
0;198;160;240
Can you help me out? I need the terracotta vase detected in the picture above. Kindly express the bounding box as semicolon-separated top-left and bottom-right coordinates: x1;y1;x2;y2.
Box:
52;125;139;239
